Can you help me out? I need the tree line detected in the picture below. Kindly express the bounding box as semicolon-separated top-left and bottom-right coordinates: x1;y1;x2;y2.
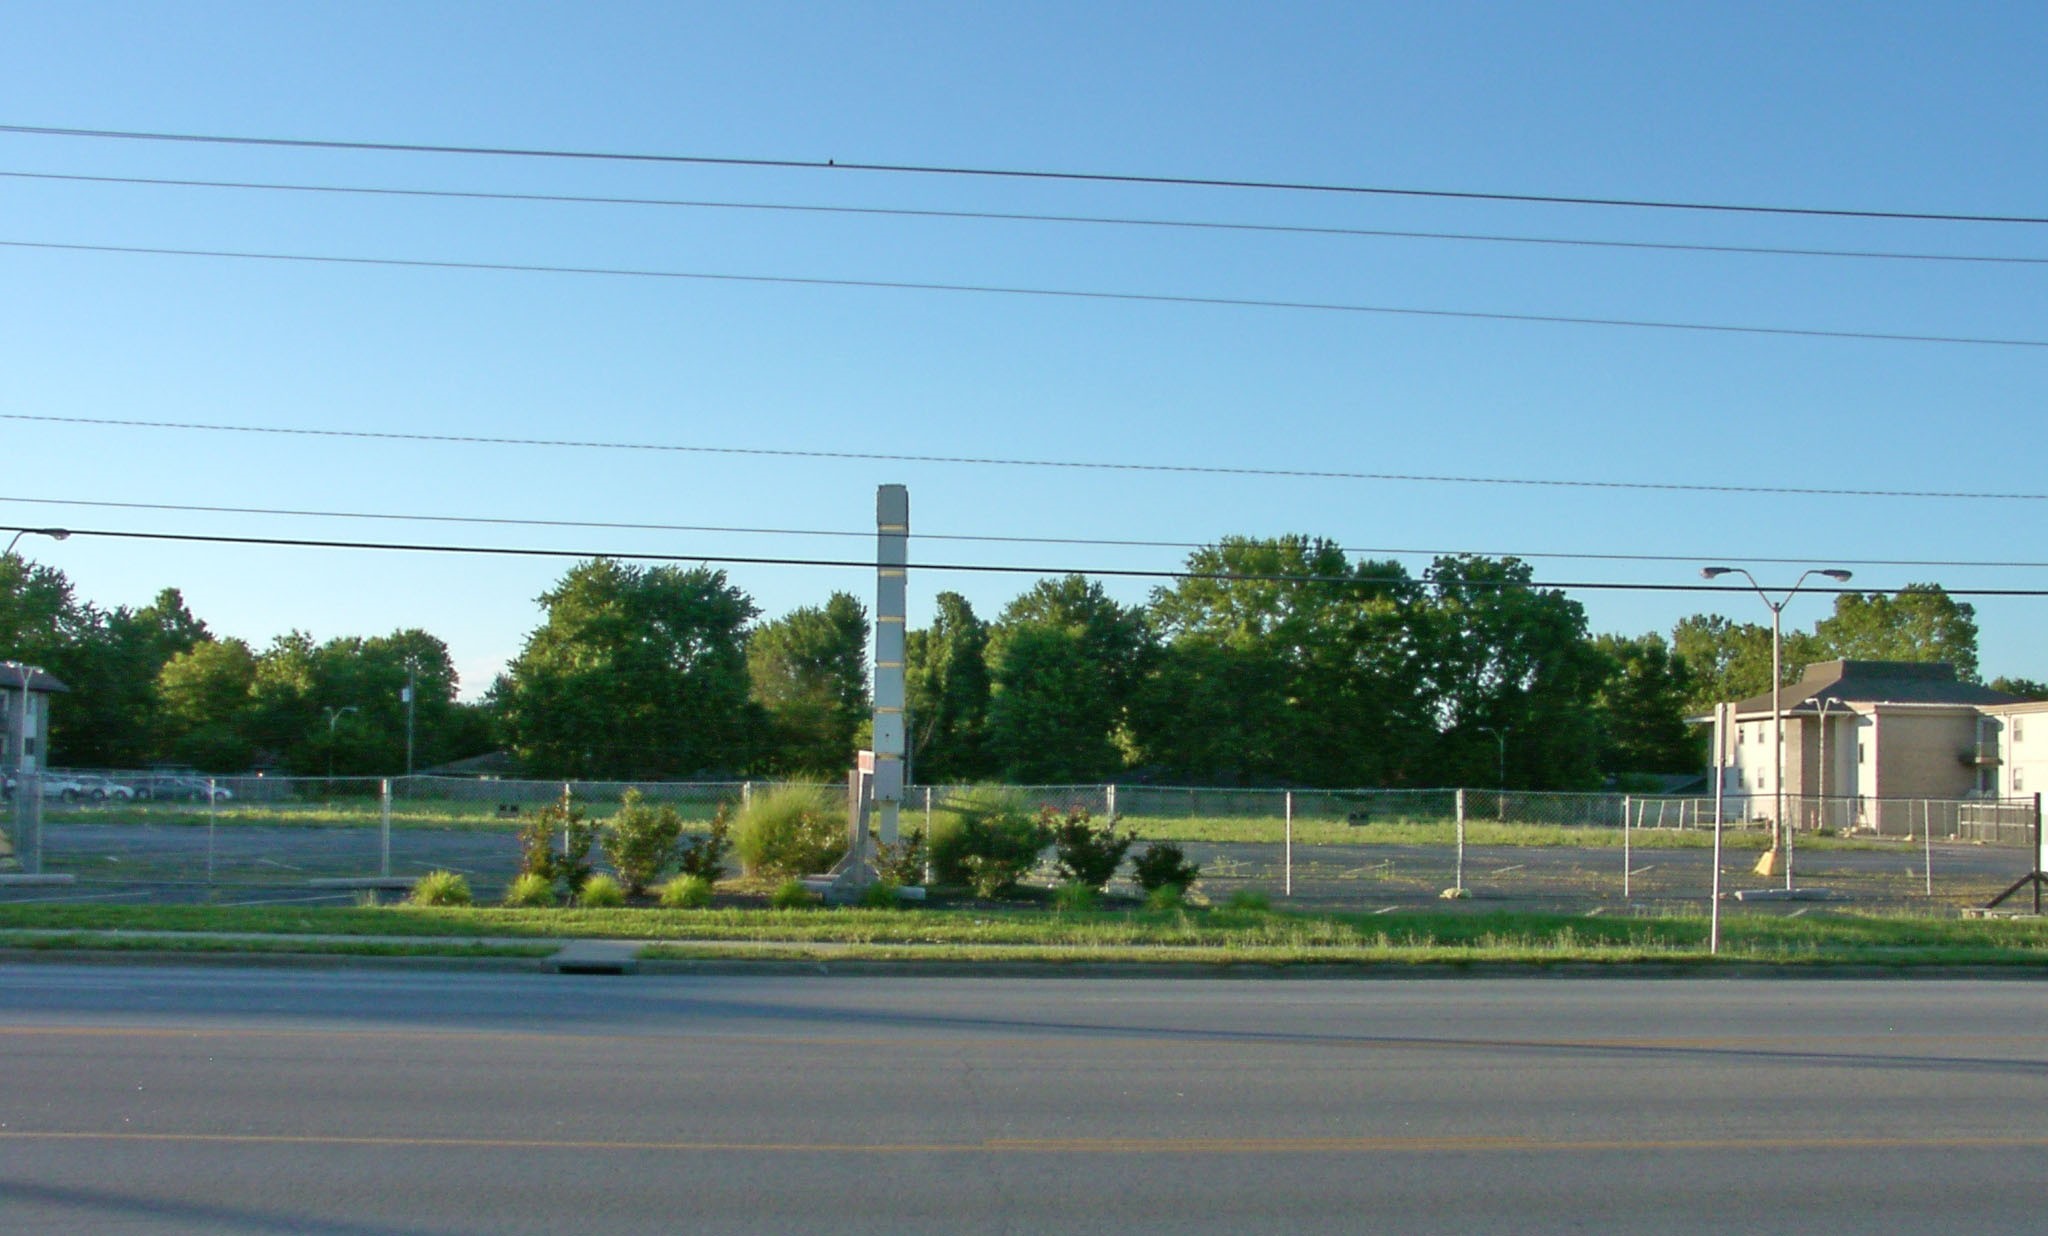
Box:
3;538;2017;786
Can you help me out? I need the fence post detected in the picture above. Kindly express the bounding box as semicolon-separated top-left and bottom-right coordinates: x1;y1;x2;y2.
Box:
1107;784;1117;819
1622;795;1632;900
1284;789;1294;898
380;778;393;879
923;786;934;886
1924;811;1934;898
1454;787;1466;893
742;780;753;811
206;778;218;887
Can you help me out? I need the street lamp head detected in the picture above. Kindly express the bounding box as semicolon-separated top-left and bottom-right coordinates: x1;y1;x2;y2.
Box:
1700;567;1734;580
1820;569;1853;582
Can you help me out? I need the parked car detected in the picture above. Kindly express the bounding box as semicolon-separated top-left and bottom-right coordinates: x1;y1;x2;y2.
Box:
1;774;88;802
72;774;137;803
134;775;233;802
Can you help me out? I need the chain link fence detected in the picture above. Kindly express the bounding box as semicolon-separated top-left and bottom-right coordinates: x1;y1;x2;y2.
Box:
4;769;2039;911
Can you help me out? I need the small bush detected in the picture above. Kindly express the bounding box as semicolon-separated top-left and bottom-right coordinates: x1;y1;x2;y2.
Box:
601;788;685;895
1131;841;1201;895
578;874;626;908
500;872;556;908
517;797;596;902
858;878;904;909
1145;885;1187;913
1051;882;1098;914
1049;808;1131;892
735;784;847;877
931;787;1049;896
676;802;735;884
874;828;927;886
657;874;713;909
408;870;471;907
770;877;817;909
1224;888;1272;914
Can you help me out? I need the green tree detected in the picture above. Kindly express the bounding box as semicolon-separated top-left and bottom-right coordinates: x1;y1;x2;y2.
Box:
905;591;991;782
155;638;258;770
1419;556;1607;790
1671;614;1777;713
747;592;870;775
1991;676;2048;701
1810;584;1979;680
1592;632;1701;775
985;577;1152;782
1138;537;1431;785
495;560;760;779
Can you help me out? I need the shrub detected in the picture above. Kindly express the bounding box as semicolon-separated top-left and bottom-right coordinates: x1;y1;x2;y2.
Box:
930;787;1049;896
858;878;904;909
676;802;735;884
517;797;596;902
601;788;685;895
1051;882;1098;913
770;877;817;909
1048;808;1131;892
408;870;471;907
1224;888;1272;914
874;828;927;886
657;874;713;909
500;872;556;908
1145;885;1187;913
1130;841;1201;895
735;784;846;877
578;874;626;908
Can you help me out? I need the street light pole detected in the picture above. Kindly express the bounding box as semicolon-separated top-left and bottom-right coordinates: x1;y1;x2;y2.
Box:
1700;566;1853;891
324;706;359;783
2;528;70;558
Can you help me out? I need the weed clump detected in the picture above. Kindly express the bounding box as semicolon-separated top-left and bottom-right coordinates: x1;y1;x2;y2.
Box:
408;870;472;907
771;878;818;910
577;874;626;908
1049;808;1131;893
735;785;846;877
657;874;714;909
500;872;555;908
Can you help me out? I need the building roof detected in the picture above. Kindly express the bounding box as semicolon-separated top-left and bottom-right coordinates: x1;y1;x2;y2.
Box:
0;664;68;693
1732;659;2018;716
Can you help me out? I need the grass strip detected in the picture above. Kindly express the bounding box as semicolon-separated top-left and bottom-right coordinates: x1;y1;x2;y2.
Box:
2;903;2047;966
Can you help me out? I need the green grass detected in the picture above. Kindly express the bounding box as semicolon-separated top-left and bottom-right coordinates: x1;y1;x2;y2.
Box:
3;902;2047;966
1117;814;1897;850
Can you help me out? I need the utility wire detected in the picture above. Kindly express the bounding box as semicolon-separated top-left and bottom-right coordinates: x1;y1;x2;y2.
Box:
18;522;2022;594
8;169;2045;268
6;492;2048;570
12;413;2048;502
5;122;2046;226
5;238;2044;349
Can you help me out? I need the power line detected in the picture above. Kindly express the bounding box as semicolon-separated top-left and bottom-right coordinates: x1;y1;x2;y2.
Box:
8;492;2048;570
9;169;2045;268
5;122;2046;226
6;237;2045;349
13;413;2048;502
22;522;2034;594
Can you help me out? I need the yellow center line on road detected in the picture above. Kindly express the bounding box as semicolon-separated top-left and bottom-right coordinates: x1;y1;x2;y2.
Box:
4;1129;2048;1156
1;1024;2045;1054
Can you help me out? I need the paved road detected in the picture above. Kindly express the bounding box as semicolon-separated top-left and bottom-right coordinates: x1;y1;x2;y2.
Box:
4;967;2047;1234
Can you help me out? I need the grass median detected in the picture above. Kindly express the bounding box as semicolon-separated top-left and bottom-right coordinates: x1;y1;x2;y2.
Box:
2;902;2046;967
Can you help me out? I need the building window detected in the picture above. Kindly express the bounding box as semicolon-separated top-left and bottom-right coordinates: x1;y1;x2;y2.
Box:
2018;767;2027;792
21;737;33;757
1737;727;1745;745
2017;718;2026;743
1859;741;1867;765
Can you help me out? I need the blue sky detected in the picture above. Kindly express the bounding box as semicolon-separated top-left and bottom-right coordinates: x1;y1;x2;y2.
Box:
4;2;2046;698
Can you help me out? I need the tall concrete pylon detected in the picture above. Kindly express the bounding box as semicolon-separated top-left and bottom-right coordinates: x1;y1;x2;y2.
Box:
871;484;909;848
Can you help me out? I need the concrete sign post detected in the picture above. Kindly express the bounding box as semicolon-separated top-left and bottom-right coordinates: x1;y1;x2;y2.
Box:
825;485;909;897
872;483;909;850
